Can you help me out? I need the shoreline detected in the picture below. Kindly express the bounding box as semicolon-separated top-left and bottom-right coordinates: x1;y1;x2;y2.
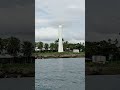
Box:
36;55;84;59
35;52;85;59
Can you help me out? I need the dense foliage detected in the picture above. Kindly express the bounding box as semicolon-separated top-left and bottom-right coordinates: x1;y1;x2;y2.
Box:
35;40;85;52
86;39;120;60
0;37;34;57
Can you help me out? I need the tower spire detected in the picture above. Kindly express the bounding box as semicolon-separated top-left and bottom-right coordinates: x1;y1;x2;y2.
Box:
58;25;63;52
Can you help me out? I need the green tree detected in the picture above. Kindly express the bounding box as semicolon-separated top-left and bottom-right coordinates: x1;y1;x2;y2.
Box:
38;42;43;50
63;41;69;51
68;43;74;50
44;43;49;50
50;43;55;51
0;38;4;54
22;41;34;57
6;37;20;56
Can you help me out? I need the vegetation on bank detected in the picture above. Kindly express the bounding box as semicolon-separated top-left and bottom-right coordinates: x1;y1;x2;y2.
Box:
86;37;120;75
35;52;85;58
35;40;85;58
86;61;120;75
86;38;120;60
0;63;34;78
35;40;85;52
0;37;34;57
0;37;34;78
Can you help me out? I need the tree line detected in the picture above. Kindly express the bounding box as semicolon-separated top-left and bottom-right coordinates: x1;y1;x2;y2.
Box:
35;39;85;52
0;37;34;57
86;39;120;61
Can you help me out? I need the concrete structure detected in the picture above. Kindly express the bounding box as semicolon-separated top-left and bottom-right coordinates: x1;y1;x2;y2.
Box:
92;55;106;64
35;47;40;51
58;25;63;52
73;49;79;53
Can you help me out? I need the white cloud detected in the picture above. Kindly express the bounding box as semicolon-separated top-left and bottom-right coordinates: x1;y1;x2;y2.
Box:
35;0;85;43
35;27;58;42
68;5;79;9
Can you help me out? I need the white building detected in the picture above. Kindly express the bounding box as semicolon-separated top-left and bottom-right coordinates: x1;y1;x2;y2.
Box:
73;49;79;53
92;55;106;64
58;25;63;52
35;47;40;51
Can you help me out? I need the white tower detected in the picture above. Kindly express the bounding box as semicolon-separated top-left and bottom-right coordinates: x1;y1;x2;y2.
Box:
58;25;63;52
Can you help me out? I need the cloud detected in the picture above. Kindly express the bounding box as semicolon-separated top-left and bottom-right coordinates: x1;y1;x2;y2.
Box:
68;5;80;9
85;0;120;42
35;0;85;43
0;1;34;42
35;27;58;42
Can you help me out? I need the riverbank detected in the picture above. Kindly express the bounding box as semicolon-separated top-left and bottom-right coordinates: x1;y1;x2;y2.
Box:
35;52;85;59
86;61;120;75
0;64;34;78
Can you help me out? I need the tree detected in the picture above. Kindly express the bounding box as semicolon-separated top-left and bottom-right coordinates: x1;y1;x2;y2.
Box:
38;42;43;50
68;43;74;50
63;41;69;51
0;38;3;54
114;39;118;45
6;37;20;56
35;42;39;47
108;39;111;44
50;43;55;51
22;41;34;57
44;43;49;50
55;39;58;44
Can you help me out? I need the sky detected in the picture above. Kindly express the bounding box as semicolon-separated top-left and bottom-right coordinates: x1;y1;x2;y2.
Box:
86;0;120;42
0;0;34;42
35;0;85;43
1;0;119;44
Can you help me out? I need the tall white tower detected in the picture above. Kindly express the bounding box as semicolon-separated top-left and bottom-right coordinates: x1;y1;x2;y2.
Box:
58;25;63;52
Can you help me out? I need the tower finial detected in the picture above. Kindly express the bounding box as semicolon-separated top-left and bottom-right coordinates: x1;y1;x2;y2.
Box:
59;25;62;28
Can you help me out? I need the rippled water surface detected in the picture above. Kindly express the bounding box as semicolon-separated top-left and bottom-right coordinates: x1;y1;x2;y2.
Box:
35;58;85;90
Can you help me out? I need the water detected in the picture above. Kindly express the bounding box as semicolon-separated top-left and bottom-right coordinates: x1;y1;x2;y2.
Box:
0;78;34;90
35;58;85;90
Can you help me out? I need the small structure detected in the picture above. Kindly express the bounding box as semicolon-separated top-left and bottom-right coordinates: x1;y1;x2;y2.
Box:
92;55;106;64
73;49;79;53
35;47;40;51
40;47;45;51
48;48;51;50
85;58;92;62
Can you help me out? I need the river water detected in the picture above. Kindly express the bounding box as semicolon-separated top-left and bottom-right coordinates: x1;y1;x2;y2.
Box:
35;58;85;90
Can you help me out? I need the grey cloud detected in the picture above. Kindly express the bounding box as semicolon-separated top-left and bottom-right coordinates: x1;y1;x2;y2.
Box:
86;0;120;34
0;1;34;42
0;0;34;8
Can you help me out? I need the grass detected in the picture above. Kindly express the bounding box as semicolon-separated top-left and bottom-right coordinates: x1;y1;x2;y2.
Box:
86;61;120;75
0;63;34;78
35;52;85;58
35;52;85;55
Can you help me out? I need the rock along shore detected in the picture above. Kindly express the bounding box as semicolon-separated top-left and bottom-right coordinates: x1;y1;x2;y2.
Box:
35;53;85;59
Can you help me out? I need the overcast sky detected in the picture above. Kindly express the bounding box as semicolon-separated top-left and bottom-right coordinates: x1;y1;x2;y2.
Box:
35;0;85;43
86;0;120;42
0;0;34;42
1;0;119;43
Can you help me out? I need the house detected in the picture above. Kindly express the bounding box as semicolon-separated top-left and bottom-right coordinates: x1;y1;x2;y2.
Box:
92;55;106;64
73;49;79;53
35;47;40;51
